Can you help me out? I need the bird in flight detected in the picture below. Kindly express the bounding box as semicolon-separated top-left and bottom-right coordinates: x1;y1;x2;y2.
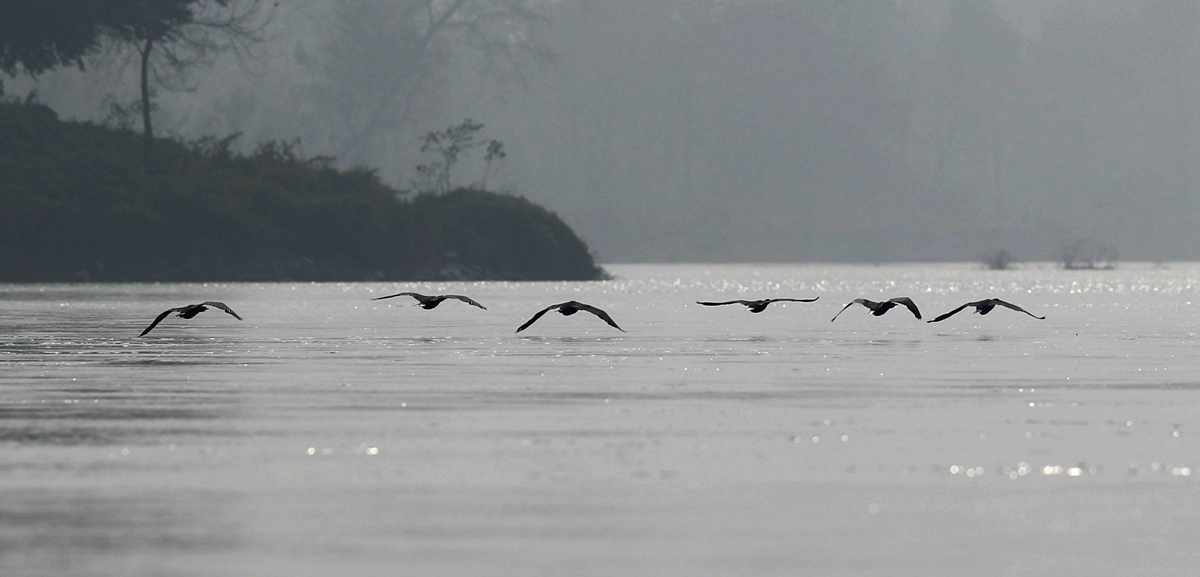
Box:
927;298;1045;323
830;297;922;322
372;292;487;310
696;297;819;313
139;302;243;337
516;301;625;333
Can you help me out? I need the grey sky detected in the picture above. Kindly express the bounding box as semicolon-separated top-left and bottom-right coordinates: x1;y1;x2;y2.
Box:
14;0;1197;263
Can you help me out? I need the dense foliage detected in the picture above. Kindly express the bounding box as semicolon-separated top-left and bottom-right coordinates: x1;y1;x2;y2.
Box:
0;100;605;282
0;0;110;77
0;0;210;78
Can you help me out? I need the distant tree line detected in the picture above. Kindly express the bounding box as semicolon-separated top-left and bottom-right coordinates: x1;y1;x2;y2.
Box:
0;2;606;282
0;99;605;282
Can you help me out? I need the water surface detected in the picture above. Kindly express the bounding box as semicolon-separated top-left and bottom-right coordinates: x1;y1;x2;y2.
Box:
2;263;1198;576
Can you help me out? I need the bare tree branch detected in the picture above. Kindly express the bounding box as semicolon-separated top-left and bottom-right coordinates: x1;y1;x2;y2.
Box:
311;0;549;165
97;0;275;152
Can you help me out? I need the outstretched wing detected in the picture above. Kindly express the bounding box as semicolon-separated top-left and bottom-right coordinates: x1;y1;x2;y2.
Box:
889;297;922;320
516;303;561;333
574;302;626;332
993;299;1045;319
767;297;819;304
445;295;487;310
372;291;422;302
696;300;751;307
830;299;866;322
139;308;180;337
201;301;243;320
927;302;972;323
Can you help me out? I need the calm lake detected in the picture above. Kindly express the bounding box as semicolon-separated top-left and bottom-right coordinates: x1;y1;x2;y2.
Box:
2;263;1198;576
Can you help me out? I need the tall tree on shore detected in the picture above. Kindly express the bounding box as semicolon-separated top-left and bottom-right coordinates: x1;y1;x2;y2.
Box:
97;0;272;153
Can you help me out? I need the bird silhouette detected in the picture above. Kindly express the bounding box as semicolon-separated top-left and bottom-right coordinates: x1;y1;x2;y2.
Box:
831;297;922;322
516;301;625;333
696;297;819;313
927;298;1044;323
372;291;487;310
139;302;243;337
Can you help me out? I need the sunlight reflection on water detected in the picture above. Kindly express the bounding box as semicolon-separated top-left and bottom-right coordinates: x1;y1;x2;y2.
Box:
2;263;1199;576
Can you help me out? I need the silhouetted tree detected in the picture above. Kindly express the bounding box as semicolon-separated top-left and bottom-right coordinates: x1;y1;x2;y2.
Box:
412;118;504;194
1061;239;1118;270
480;139;505;190
981;248;1013;270
97;0;272;153
0;1;110;82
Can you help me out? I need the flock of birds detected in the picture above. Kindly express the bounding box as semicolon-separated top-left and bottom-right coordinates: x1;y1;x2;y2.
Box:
137;292;1045;336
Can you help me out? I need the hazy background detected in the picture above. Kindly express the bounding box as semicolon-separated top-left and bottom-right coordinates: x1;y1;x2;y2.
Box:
11;0;1199;263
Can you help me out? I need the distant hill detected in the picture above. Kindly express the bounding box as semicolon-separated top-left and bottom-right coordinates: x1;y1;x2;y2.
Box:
0;100;606;282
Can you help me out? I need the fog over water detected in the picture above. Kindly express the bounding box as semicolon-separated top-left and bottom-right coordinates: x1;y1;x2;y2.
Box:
2;263;1199;575
12;0;1200;263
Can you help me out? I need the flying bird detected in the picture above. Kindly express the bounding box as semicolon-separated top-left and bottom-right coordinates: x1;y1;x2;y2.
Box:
139;302;243;337
927;298;1045;323
831;297;922;322
516;301;625;333
695;297;819;313
372;291;487;310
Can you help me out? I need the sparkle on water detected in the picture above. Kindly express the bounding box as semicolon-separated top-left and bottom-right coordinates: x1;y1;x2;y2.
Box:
2;262;1198;576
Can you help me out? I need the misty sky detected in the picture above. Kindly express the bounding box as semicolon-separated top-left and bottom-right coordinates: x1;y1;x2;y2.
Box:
13;0;1200;263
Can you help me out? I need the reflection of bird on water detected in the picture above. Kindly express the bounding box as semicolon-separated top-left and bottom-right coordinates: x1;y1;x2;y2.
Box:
372;291;487;310
696;297;819;313
516;301;625;333
927;298;1045;323
139;302;243;336
831;297;922;322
